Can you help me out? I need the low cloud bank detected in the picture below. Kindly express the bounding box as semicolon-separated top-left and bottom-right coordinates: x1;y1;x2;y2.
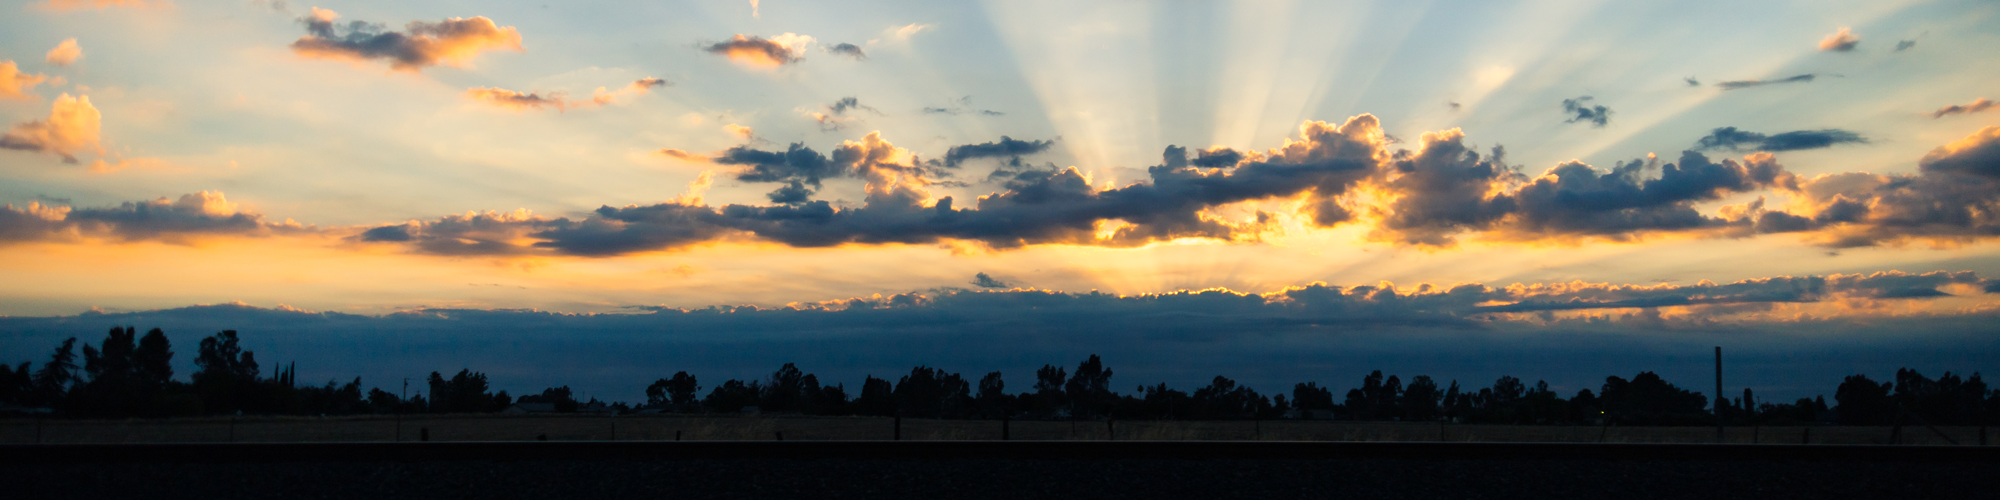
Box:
3;270;1994;403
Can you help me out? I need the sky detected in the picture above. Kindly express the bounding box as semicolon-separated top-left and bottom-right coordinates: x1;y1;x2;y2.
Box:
2;0;1998;403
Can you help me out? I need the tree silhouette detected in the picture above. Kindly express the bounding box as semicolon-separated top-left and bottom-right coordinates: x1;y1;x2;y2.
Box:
426;369;503;413
646;371;701;408
1402;375;1443;421
1064;355;1114;417
976;371;1009;418
855;376;895;416
32;338;80;406
703;379;761;413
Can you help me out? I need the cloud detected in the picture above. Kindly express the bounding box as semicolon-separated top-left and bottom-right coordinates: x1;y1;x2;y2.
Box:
1819;27;1860;52
45;39;82;67
1561;96;1610;127
1932;98;1995;119
924;96;1004;116
1694;127;1867;152
0;93;103;163
464;87;568;111
35;0;155;11
970;273;1009;288
803;97;877;131
464;78;666;112
1716;74;1820;90
653;149;709;163
1752;127;2000;247
1;61;52;100
1367;128;1796;246
724;124;756;141
0;191;297;244
6;270;1993;402
704;34;813;67
826;43;866;60
1896;39;1917;51
290;8;523;72
943;136;1055;167
889;23;932;41
1684;77;1699;87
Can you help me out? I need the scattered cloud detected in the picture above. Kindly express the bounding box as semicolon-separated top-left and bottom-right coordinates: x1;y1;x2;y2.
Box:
724;124;756;141
0;93;102;163
1683;77;1699;87
970;272;1009;288
1716;74;1821;90
888;23;932;41
45;39;82;67
290;8;523;72
1561;96;1610;127
0;191;300;245
1818;27;1860;52
944;136;1054;167
1;61;52;100
704;33;813;67
1694;127;1867;152
653;149;709;163
35;0;156;11
1753;127;2000;247
1896;39;1917;51
826;43;866;60
463;78;665;112
1932;98;1995;119
923;96;1004;116
804;96;877;131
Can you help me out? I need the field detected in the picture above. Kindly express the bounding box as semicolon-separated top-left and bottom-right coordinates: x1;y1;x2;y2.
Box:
1;414;1986;445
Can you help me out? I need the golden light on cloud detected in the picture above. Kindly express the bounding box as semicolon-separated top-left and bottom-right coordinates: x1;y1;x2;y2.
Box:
36;0;156;11
0;93;103;163
44;39;82;67
0;61;51;100
290;8;524;72
724;123;755;140
1818;27;1860;52
704;33;814;67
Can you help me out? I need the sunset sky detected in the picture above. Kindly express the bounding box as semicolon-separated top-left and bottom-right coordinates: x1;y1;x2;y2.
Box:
3;0;1998;402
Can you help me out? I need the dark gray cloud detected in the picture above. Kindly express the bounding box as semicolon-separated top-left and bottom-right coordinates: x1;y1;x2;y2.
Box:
970;273;1008;288
0;192;293;245
1932;98;1995;119
826;97;876;116
825;43;865;60
1694;127;1867;152
1684;77;1699;87
1368;129;1795;246
1751;127;2000;247
1716;74;1820;90
943;136;1055;167
3;270;1993;403
289;9;522;72
1561;96;1610;127
1896;39;1917;51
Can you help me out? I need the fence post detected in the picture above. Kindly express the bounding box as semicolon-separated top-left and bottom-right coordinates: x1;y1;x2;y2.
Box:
1002;416;1010;441
676;430;682;441
776;431;784;441
1753;425;1760;444
894;415;902;441
35;415;44;444
610;418;616;441
1802;427;1810;445
229;417;237;443
1107;420;1115;441
1254;417;1262;440
1981;426;1987;446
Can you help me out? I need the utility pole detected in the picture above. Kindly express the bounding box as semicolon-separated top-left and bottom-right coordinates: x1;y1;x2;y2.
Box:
1714;346;1724;443
398;378;409;442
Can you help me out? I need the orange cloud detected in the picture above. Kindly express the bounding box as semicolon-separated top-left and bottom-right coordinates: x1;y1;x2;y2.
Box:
0;93;103;163
35;0;156;11
1;61;51;100
290;7;522;72
724;124;755;140
45;39;82;67
466;79;666;112
654;149;710;163
1818;27;1859;52
703;34;813;67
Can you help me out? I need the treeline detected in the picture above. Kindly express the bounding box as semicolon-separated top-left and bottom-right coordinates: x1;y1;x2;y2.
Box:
4;327;1997;427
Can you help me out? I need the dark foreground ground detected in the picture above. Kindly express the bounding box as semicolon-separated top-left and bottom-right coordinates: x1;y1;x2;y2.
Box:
3;442;1993;499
